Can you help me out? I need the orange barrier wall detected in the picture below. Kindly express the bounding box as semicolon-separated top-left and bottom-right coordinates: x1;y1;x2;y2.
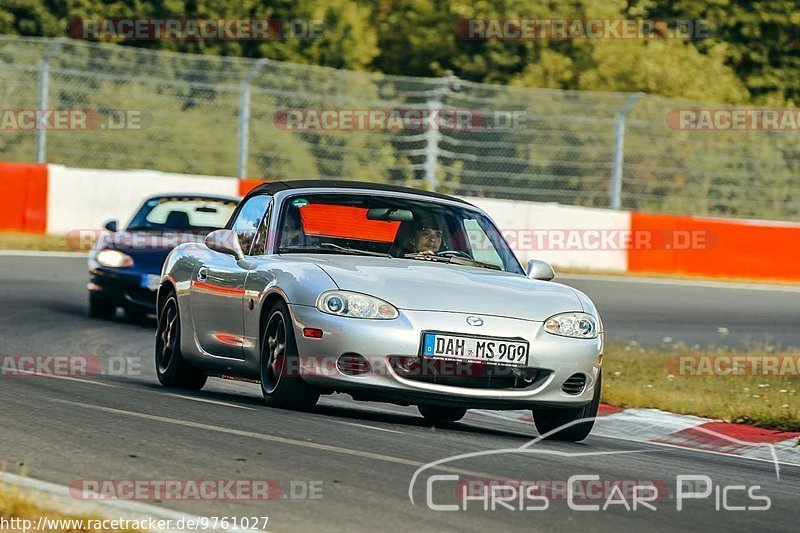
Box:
0;163;48;233
629;212;800;281
238;178;267;196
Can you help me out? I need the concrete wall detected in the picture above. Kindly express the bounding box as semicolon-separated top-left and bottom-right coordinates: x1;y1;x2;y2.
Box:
465;197;630;272
45;165;239;234
3;163;800;280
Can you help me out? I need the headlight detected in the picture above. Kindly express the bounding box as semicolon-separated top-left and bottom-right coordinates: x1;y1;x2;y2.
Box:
543;312;598;339
316;291;398;320
96;249;134;268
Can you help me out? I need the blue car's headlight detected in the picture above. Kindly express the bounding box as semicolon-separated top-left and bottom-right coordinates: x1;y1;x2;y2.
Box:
96;249;134;268
543;312;598;339
316;291;398;320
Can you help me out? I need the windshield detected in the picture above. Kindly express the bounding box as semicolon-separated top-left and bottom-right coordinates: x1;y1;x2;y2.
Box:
127;197;237;231
277;192;524;274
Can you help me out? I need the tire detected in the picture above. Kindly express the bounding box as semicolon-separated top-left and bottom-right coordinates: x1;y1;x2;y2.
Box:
532;372;601;442
155;290;207;390
418;405;467;424
260;300;319;410
88;292;116;319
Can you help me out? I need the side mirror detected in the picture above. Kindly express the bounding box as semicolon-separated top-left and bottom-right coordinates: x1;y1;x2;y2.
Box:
205;229;244;260
103;219;118;232
526;259;555;281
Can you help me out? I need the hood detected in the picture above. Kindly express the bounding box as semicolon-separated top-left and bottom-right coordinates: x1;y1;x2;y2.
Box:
295;255;584;321
98;230;207;274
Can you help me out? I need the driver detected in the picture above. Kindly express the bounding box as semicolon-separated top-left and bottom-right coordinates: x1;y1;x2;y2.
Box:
282;207;306;247
410;218;443;254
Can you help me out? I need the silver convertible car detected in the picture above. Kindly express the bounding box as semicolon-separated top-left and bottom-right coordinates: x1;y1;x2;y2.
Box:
156;181;604;441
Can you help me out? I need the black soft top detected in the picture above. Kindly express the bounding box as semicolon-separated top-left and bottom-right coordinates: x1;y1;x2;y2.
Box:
144;193;241;203
242;180;471;205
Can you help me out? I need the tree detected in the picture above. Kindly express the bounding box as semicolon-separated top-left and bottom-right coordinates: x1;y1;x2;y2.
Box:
640;0;800;105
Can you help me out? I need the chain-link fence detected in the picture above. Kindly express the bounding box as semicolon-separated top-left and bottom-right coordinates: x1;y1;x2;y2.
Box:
1;36;798;220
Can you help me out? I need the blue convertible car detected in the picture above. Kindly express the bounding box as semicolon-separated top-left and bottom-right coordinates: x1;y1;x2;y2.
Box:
87;194;239;319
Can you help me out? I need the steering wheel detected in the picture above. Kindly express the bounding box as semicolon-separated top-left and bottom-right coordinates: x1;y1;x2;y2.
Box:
436;250;471;259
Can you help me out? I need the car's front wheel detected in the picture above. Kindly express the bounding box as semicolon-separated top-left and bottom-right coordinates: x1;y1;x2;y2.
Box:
155;290;207;390
260;300;319;411
532;372;601;442
418;405;467;424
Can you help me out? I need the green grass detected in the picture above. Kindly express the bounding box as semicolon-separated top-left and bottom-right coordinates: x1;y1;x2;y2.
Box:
602;343;800;432
0;232;73;251
0;480;141;532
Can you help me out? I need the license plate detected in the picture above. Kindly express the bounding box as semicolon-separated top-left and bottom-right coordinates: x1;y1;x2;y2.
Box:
422;332;529;368
142;274;161;291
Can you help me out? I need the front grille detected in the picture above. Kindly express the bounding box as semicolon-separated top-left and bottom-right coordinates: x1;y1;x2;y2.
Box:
561;373;587;395
389;355;549;390
337;353;371;376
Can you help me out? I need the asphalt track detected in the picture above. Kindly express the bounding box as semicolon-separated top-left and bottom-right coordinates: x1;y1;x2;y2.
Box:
1;254;798;532
562;274;800;350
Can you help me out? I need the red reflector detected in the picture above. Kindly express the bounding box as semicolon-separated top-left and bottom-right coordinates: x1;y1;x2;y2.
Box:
303;328;323;338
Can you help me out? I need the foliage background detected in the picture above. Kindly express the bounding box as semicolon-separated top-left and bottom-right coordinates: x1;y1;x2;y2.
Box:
0;1;798;219
1;0;798;105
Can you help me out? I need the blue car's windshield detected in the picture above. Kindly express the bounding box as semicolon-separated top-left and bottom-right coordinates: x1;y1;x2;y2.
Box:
127;197;237;231
277;193;524;274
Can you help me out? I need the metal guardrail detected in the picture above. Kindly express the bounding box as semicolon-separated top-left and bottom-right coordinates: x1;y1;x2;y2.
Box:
1;36;798;220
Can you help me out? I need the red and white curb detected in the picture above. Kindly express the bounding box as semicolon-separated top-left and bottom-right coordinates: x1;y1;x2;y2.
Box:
478;404;800;465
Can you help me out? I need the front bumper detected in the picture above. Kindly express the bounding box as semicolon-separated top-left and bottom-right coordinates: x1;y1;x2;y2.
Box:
89;268;158;311
289;305;602;410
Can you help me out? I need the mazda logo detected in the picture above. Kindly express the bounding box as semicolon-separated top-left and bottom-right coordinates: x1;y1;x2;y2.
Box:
466;316;484;327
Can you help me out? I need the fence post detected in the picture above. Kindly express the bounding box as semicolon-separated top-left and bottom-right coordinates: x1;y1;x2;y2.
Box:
36;38;65;164
609;92;644;209
237;58;268;179
423;74;460;191
423;95;442;191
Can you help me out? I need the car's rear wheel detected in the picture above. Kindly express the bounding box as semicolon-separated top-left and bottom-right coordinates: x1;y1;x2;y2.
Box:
532;372;601;442
155;290;207;390
418;405;467;424
88;292;116;319
260;300;319;410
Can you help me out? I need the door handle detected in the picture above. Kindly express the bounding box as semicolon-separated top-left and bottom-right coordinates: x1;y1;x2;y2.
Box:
197;266;208;282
